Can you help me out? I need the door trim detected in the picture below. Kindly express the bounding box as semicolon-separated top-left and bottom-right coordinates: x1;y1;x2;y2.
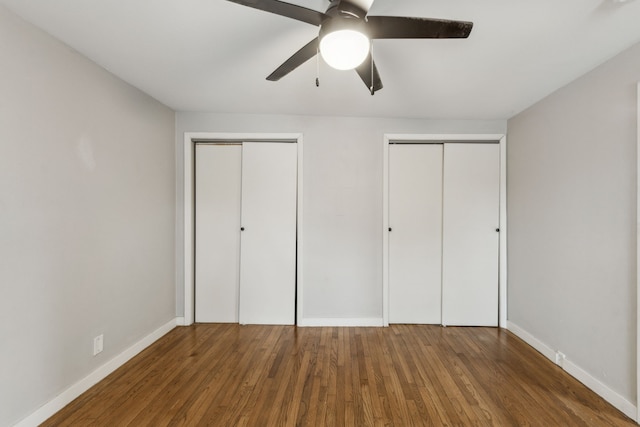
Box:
636;82;639;422
382;134;507;327
183;132;304;326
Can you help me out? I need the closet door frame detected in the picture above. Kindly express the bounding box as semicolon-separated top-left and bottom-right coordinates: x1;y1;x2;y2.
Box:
382;133;507;328
183;133;304;326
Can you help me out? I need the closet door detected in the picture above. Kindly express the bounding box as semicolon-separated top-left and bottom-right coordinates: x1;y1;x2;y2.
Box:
239;142;298;325
442;143;500;326
195;144;242;323
388;144;443;324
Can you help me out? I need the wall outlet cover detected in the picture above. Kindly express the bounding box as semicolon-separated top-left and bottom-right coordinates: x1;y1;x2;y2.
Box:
93;334;104;356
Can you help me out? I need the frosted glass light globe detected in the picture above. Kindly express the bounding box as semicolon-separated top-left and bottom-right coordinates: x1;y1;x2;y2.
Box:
319;29;370;71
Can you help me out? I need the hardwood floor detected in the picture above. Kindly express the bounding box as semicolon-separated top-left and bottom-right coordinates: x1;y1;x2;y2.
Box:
43;324;635;426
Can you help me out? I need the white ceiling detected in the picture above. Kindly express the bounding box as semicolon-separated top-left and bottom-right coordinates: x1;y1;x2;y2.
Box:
2;0;640;119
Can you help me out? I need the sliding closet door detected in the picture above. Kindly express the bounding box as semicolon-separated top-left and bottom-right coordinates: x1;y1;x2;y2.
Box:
442;143;500;326
195;144;242;323
239;142;298;325
388;144;443;324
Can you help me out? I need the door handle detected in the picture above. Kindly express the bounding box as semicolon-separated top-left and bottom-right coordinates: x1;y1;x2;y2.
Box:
241;227;245;231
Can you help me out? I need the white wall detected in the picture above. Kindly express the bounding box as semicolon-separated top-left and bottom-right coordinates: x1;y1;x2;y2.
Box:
176;113;506;322
507;42;639;404
0;6;176;426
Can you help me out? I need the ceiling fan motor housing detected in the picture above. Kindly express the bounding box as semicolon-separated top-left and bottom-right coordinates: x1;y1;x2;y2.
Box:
319;14;369;40
325;0;367;18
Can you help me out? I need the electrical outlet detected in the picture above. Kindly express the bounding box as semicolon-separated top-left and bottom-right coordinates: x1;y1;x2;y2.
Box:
93;334;104;356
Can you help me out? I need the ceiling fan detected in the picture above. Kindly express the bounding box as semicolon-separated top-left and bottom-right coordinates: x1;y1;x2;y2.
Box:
226;0;473;95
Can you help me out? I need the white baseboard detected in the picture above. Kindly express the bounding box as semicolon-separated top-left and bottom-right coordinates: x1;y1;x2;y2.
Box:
298;317;384;327
176;316;187;326
507;321;637;421
563;359;637;421
14;318;179;427
506;321;556;361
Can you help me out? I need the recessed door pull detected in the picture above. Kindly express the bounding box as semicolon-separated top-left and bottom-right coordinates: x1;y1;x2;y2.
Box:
495;228;500;232
389;227;392;232
241;227;245;231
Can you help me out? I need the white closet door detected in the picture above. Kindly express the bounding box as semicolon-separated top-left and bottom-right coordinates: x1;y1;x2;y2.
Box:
195;144;242;323
239;142;297;325
442;143;500;326
389;144;443;324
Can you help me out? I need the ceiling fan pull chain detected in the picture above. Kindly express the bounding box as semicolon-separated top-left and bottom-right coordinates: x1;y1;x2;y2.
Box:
370;41;375;96
316;46;320;87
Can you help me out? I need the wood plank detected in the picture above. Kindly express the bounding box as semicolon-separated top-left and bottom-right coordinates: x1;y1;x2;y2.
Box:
42;324;636;426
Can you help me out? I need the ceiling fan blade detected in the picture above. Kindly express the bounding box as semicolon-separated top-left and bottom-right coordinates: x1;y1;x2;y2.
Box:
267;38;319;81
366;16;473;39
226;0;327;26
355;53;383;95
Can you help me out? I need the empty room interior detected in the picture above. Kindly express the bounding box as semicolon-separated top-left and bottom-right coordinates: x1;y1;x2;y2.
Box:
2;0;640;425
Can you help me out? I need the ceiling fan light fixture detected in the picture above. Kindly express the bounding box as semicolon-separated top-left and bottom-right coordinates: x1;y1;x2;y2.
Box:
319;29;370;71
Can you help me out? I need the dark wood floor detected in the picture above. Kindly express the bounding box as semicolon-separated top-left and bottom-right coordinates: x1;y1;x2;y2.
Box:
43;324;635;426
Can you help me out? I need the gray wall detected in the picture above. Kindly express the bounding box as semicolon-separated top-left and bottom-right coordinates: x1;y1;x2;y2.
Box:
0;6;176;426
507;43;639;402
176;113;507;321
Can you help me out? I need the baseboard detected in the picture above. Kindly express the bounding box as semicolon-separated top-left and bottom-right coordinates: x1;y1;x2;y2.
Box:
298;317;384;327
14;317;179;427
176;316;187;326
563;359;637;421
507;321;637;421
506;321;556;361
